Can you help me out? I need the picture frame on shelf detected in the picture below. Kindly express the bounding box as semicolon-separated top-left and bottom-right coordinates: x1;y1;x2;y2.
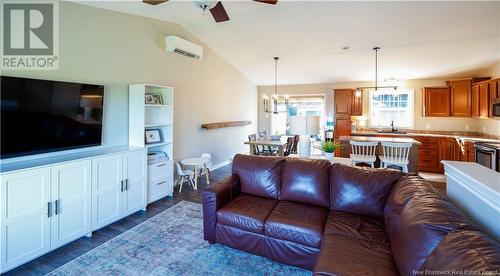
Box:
145;93;163;105
145;128;163;144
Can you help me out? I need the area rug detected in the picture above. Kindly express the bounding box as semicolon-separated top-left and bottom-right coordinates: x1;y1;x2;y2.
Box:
48;201;311;276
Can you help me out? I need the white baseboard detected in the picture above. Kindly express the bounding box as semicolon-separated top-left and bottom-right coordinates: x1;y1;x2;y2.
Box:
212;159;232;171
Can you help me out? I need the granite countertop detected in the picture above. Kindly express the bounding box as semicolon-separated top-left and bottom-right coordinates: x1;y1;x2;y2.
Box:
351;130;500;143
338;135;422;145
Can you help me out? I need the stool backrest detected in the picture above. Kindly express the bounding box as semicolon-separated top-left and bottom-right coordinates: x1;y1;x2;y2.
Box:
201;153;213;169
381;142;412;163
176;162;186;176
350;141;378;157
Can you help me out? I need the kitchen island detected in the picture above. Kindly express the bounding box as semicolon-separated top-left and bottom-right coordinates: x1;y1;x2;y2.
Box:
338;135;421;173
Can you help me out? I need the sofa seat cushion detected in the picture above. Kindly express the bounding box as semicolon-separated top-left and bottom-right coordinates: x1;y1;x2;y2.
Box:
217;194;278;234
324;211;389;246
264;201;328;248
314;234;398;276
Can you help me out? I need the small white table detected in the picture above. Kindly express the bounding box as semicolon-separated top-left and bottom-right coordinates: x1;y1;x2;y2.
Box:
181;157;210;190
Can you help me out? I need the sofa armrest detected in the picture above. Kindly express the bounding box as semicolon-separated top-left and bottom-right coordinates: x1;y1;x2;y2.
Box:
202;174;241;242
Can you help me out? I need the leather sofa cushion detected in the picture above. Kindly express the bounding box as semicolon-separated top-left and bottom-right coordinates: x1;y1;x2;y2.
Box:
314;234;398;276
384;175;442;237
330;163;404;218
217;194;278;234
324;211;389;246
389;196;479;276
420;230;500;273
265;201;328;248
232;154;285;199
280;158;330;207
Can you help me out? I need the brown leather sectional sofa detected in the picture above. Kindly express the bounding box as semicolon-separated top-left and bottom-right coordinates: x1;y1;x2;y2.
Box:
202;154;500;275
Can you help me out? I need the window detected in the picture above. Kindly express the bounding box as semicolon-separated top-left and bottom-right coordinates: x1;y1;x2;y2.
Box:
270;95;324;135
369;89;414;128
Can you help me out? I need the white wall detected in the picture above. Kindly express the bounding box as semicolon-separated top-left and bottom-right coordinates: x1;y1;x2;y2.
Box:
1;2;257;165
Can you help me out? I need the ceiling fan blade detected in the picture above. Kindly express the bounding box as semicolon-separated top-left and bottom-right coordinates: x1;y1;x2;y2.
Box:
254;0;278;4
209;1;230;23
143;0;168;5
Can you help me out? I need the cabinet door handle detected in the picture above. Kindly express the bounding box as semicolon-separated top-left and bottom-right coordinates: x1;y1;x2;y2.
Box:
156;181;166;185
47;202;52;217
120;180;124;192
157;163;166;167
55;199;60;215
125;179;128;191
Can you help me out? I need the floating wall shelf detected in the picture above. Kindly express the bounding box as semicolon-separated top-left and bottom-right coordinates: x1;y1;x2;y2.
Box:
201;121;251;129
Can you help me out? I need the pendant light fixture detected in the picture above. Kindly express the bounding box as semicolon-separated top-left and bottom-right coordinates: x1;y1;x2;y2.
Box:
354;47;398;95
264;57;288;114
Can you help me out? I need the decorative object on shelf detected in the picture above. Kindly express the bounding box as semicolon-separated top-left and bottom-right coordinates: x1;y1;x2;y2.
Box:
288;115;320;158
145;93;163;105
201;120;251;129
317;141;341;161
147;151;169;165
355;47;398;92
263;57;288;114
145;129;163;144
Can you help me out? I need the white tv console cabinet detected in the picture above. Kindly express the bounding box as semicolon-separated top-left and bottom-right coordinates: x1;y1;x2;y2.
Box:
0;146;147;273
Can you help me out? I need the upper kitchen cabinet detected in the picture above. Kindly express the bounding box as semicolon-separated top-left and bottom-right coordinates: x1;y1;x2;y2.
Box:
334;89;353;116
423;87;450;117
479;82;490;118
446;79;471;117
472;84;480;117
351;90;363;116
488;78;499;118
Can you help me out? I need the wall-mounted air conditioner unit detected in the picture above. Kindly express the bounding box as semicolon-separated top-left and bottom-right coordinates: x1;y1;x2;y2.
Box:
165;36;203;60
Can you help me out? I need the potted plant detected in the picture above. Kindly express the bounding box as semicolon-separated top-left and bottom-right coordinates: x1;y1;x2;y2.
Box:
319;141;341;160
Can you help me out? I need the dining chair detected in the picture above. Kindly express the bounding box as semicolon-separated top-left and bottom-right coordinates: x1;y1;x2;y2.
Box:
248;134;262;155
283;137;295;156
350;141;378;168
259;131;267;138
200;153;213;180
175;162;195;193
379;142;412;173
291;135;300;154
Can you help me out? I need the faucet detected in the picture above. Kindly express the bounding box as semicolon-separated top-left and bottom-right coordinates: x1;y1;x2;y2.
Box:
391;120;397;132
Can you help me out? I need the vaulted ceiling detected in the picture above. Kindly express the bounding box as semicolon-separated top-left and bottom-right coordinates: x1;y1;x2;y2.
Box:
81;1;500;85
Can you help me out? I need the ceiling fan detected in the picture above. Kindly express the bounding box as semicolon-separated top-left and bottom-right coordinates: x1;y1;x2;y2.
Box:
143;0;278;23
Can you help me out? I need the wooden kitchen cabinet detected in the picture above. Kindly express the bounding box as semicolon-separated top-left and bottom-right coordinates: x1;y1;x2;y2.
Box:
334;89;353;116
423;87;450;117
489;78;499;117
351;90;363;116
458;141;475;162
446;79;471;117
479;82;490;118
472;84;480;117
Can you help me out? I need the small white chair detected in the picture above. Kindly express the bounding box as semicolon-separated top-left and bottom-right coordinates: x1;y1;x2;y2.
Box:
380;142;412;173
175;162;195;193
201;153;213;180
350;141;378;168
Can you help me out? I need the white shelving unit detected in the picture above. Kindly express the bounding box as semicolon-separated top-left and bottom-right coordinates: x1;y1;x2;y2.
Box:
129;84;174;203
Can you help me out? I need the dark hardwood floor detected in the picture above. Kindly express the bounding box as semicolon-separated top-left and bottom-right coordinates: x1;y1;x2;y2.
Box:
4;165;232;276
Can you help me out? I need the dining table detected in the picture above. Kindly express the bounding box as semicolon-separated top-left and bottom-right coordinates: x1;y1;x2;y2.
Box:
180;157;210;190
244;137;288;156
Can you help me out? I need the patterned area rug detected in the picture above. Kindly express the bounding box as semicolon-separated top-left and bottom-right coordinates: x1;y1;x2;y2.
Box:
48;201;311;276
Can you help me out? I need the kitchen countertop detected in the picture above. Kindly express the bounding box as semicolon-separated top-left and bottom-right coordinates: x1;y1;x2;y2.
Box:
338;135;422;145
351;130;500;143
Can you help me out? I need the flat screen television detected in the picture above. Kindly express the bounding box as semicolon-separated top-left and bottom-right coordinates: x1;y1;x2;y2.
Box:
1;76;104;159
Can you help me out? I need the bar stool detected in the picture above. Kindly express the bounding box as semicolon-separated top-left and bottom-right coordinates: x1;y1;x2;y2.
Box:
379;142;412;173
350;141;378;168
